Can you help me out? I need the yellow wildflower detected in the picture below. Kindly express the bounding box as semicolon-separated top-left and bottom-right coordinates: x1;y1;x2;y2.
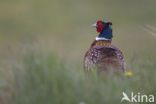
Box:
125;72;132;76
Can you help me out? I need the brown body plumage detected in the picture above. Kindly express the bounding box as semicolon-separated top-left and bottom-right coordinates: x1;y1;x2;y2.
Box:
84;40;126;73
84;20;126;73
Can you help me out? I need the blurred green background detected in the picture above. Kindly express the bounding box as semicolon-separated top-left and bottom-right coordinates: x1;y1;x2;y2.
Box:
0;0;156;104
0;0;156;62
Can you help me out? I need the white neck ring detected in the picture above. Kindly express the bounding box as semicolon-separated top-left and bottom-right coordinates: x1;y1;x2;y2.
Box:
95;37;112;41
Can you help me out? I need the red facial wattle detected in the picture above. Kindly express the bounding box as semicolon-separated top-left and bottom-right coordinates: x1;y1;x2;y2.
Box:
96;21;106;33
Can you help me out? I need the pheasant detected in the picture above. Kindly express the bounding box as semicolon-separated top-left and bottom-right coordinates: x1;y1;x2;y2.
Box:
84;20;126;73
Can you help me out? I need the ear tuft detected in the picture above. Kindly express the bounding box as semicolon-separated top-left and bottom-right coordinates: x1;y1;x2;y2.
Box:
107;22;112;25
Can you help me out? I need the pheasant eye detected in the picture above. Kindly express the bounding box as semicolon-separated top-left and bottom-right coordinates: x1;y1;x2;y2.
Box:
99;23;102;26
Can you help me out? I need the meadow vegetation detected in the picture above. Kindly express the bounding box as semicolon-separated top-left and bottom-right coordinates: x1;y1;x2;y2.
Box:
0;46;155;104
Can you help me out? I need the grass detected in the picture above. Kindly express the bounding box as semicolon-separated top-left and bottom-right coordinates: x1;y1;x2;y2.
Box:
0;49;155;104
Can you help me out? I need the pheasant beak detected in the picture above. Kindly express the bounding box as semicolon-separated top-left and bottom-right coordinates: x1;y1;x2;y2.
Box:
92;23;97;27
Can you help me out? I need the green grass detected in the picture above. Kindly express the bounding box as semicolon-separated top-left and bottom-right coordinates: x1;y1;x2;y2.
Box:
0;50;154;104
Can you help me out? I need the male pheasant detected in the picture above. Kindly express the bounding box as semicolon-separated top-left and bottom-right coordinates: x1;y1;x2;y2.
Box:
84;20;126;73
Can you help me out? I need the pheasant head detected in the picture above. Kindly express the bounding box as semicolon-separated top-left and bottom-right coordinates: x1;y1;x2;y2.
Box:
93;20;113;40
